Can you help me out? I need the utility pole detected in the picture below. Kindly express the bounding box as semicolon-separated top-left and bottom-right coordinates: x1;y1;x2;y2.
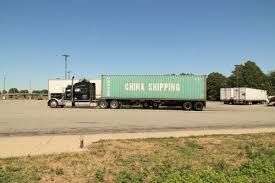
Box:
3;76;6;93
235;64;242;100
234;65;241;88
62;54;70;79
29;80;32;93
67;71;72;79
29;80;32;100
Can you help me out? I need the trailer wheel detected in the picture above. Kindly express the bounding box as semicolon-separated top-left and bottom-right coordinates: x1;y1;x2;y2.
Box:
183;102;192;110
48;99;58;108
110;100;120;109
152;102;159;109
99;101;109;109
194;102;204;111
142;102;150;108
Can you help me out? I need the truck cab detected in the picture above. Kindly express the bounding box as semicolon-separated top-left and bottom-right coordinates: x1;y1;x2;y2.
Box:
48;78;100;108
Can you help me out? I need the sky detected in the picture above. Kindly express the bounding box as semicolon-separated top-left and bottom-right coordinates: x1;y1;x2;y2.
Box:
0;0;275;90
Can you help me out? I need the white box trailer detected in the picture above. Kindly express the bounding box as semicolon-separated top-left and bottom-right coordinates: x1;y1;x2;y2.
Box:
220;88;234;101
220;87;267;105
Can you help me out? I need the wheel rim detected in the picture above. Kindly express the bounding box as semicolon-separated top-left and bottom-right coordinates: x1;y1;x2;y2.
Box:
184;102;192;110
110;101;119;109
100;101;108;108
195;103;203;110
50;101;57;108
153;103;159;108
143;103;149;108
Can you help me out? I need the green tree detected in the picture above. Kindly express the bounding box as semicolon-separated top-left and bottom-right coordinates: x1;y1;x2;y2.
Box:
41;89;48;94
32;90;41;94
207;72;227;100
20;90;29;94
267;71;275;95
8;88;19;93
2;90;7;94
179;73;195;76
227;61;267;89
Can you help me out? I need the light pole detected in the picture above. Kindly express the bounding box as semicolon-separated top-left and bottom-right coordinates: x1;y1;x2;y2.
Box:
234;64;242;100
234;65;241;88
3;76;6;93
67;71;72;79
62;54;70;79
29;80;32;100
29;80;32;93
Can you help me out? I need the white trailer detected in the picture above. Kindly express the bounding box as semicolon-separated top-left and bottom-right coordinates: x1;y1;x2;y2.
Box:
220;87;268;105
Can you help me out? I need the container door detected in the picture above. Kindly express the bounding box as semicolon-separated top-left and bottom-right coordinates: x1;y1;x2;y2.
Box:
234;88;240;100
239;88;245;100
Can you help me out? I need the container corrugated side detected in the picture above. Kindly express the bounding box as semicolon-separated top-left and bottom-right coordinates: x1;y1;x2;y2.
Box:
101;75;206;100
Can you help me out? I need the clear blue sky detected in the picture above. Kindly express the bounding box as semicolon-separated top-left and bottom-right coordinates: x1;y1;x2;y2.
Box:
1;0;275;90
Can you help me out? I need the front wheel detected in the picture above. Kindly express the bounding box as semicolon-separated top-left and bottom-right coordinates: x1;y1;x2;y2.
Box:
194;102;204;111
48;99;58;108
99;101;109;109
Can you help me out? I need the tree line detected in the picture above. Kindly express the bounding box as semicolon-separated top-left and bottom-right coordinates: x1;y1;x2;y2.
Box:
207;61;275;100
1;61;274;100
0;89;48;95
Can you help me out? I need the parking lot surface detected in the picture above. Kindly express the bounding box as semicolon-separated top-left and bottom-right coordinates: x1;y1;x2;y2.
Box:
0;100;274;136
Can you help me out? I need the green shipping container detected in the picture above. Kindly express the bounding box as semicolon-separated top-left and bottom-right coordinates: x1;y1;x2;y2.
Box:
101;75;206;101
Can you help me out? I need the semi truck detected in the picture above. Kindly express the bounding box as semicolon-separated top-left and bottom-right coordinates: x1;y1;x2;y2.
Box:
48;74;207;111
267;96;275;106
220;87;268;105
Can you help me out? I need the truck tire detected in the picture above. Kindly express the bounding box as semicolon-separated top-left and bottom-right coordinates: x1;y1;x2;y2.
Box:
194;102;204;111
110;100;120;109
152;102;159;109
99;101;109;109
142;102;150;108
48;99;58;108
183;102;192;110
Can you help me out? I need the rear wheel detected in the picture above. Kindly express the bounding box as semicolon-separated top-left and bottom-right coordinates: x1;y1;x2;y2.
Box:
194;102;204;111
183;102;192;110
49;99;58;108
110;100;120;109
99;101;109;109
152;102;159;109
142;102;150;108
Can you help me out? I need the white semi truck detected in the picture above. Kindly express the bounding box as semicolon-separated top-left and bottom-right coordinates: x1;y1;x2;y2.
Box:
220;87;268;105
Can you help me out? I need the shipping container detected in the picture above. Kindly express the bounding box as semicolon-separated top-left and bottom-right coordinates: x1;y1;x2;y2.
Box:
101;75;206;100
220;87;267;104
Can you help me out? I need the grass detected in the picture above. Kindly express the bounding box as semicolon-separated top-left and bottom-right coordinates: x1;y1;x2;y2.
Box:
0;133;274;183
